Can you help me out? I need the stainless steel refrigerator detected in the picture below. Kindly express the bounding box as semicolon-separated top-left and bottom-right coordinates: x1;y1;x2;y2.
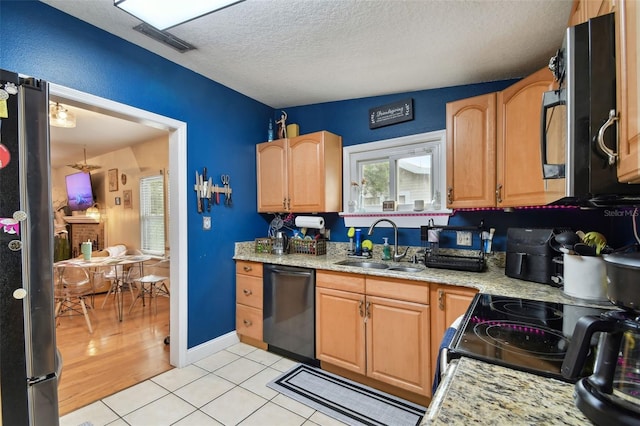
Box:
0;68;60;425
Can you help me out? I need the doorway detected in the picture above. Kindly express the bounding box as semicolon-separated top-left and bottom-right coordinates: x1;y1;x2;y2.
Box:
49;83;188;414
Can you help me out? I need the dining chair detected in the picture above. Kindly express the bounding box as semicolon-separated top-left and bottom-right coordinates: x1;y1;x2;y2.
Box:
99;264;134;309
129;260;170;314
54;266;94;333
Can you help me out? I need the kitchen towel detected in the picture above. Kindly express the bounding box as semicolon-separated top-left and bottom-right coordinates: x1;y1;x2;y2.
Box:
295;216;325;230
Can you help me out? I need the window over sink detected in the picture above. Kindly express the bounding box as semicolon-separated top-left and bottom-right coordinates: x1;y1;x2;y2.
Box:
341;130;451;228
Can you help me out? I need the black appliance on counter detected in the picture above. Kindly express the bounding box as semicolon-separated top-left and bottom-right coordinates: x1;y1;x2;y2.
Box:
448;293;611;382
560;252;640;425
505;228;563;286
541;13;640;207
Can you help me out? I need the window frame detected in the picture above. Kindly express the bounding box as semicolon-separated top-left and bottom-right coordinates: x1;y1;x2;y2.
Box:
139;172;167;256
341;130;451;228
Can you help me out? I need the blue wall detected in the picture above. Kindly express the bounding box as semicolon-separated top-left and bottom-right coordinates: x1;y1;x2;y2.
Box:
2;2;633;349
1;2;270;347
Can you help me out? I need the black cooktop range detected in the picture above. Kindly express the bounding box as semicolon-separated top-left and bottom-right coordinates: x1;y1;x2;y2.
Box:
448;293;612;382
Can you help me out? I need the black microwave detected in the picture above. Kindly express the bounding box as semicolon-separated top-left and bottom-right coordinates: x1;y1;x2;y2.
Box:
541;13;640;207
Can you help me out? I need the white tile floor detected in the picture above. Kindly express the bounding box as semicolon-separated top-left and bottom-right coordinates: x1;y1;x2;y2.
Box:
59;342;349;426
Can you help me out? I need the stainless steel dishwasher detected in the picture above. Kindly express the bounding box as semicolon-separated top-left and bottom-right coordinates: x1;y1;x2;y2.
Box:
263;263;317;363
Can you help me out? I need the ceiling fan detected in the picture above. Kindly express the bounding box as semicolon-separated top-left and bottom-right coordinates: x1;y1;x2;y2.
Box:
67;147;100;172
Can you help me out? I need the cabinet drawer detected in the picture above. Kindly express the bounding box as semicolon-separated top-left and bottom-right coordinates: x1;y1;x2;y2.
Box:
317;270;365;293
236;304;263;340
236;275;263;309
366;277;429;304
236;261;263;278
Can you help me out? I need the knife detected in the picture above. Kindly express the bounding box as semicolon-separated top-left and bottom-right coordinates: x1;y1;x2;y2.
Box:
195;171;202;213
202;167;208;212
207;177;213;211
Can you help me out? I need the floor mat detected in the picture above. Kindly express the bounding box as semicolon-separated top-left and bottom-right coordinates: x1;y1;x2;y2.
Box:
267;364;425;426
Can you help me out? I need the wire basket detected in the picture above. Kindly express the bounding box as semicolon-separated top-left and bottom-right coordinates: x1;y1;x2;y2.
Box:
254;238;274;254
289;238;327;256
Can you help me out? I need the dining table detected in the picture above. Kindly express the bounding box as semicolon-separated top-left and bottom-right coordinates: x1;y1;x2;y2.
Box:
54;254;151;321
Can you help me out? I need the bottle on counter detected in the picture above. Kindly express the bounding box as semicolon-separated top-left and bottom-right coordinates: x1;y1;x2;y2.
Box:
267;118;274;141
382;237;391;260
354;228;362;256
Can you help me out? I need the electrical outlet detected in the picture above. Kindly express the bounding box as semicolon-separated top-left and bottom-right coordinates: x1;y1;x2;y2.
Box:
203;216;211;230
457;231;472;246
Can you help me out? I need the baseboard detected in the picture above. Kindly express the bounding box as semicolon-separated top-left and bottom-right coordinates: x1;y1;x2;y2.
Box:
185;331;239;365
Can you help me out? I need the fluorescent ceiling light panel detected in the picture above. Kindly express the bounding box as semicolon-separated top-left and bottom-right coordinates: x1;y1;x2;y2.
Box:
114;0;242;30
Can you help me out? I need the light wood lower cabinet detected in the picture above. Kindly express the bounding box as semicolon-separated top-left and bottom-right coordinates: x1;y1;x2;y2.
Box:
316;271;432;397
430;284;478;372
235;261;264;344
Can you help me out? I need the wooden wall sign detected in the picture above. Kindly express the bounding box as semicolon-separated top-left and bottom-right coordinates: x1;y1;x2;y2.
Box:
369;98;414;129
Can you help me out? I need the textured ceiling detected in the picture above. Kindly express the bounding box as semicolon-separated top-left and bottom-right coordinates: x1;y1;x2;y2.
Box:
42;0;572;109
42;0;573;168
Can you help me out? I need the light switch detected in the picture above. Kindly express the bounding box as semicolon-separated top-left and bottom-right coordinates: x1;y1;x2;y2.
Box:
203;216;211;230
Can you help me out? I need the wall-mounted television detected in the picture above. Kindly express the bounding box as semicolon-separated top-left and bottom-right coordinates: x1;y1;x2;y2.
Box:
65;172;95;211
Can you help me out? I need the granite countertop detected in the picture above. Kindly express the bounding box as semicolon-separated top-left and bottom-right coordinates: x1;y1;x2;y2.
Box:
422;358;589;425
234;241;604;424
234;241;608;307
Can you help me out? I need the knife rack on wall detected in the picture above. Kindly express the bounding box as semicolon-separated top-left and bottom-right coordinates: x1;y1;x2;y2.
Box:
194;167;233;213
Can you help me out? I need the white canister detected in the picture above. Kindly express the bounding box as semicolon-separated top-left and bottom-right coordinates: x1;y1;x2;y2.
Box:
81;241;92;261
562;254;608;302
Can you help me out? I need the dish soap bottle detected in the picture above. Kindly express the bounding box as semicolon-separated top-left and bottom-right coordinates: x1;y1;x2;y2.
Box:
354;229;362;256
382;237;391;260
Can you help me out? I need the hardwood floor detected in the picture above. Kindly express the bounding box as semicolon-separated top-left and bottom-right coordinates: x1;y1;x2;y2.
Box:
55;291;172;416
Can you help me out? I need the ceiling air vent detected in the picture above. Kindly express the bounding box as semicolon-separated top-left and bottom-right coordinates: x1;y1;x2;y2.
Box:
133;23;196;53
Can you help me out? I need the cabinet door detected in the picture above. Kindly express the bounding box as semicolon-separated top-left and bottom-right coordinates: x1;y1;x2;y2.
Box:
257;140;288;212
568;0;612;26
316;287;366;375
446;93;497;208
497;68;565;207
430;286;477;374
616;0;640;183
366;295;431;396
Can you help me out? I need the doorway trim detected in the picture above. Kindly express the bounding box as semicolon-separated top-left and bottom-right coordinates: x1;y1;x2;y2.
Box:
50;83;188;368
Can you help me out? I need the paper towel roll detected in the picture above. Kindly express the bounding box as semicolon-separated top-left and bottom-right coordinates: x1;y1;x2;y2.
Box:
295;216;325;229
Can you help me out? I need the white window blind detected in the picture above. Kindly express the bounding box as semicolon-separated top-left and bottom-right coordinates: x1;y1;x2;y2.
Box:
140;175;165;255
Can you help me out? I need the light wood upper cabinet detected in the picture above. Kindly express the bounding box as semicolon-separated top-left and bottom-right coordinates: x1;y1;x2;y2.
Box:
615;0;640;183
446;68;564;208
446;93;497;208
256;131;342;213
569;0;614;26
430;285;477;375
497;67;565;207
256;140;288;212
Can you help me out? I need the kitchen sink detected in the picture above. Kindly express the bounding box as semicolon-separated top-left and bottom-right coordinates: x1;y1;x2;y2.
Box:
334;260;390;269
387;266;425;273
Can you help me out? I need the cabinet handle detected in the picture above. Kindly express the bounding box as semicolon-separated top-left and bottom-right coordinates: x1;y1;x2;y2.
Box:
243;319;252;327
243;289;252;296
283;198;287;210
438;289;445;311
596;109;619;166
496;184;503;203
243;266;252;272
287;198;291;210
447;187;453;204
358;300;364;317
365;301;371;319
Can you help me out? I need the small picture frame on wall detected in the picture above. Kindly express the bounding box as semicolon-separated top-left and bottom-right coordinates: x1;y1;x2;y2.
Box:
123;190;132;209
108;168;118;192
115;197;121;206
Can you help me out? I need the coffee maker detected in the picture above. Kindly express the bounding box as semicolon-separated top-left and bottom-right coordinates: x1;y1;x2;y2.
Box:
561;252;640;425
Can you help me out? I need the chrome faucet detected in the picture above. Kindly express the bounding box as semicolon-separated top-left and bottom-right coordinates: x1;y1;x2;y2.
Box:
367;218;409;262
